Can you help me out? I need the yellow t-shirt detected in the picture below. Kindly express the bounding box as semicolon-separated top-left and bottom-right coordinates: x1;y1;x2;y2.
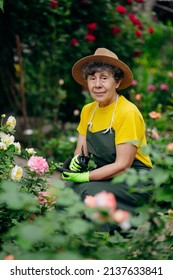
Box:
77;95;152;168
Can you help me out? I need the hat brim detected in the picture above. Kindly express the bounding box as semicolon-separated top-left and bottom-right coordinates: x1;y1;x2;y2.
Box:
72;55;133;90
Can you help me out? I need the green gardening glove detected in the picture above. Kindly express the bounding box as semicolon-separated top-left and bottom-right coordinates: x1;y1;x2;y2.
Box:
62;171;90;183
69;154;90;172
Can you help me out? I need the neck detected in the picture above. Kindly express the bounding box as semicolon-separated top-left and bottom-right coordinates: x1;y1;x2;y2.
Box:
99;93;119;107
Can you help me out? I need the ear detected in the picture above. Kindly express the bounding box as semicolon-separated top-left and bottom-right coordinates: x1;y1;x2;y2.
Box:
115;79;122;89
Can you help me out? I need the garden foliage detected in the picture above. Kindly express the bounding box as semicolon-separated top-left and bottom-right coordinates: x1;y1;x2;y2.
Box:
0;0;173;260
0;114;173;260
0;0;172;122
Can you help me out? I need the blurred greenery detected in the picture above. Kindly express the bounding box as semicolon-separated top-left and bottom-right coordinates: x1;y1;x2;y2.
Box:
0;0;173;260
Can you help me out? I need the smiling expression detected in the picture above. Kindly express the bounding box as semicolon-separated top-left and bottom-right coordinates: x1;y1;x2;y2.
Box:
87;71;121;107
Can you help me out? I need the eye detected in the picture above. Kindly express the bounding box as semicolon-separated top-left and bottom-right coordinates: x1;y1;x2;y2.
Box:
101;76;107;80
88;76;95;81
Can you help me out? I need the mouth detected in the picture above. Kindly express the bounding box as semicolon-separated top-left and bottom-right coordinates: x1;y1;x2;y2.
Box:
94;92;105;95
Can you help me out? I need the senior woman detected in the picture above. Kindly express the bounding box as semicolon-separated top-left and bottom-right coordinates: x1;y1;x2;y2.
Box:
60;48;152;217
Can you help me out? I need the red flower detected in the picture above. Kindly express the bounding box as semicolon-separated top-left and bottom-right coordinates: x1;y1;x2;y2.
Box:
116;5;127;14
148;26;154;34
86;34;96;42
132;50;142;57
126;0;133;4
111;26;121;35
135;0;144;3
135;29;142;37
129;13;143;29
71;38;78;46
49;0;58;9
86;22;97;32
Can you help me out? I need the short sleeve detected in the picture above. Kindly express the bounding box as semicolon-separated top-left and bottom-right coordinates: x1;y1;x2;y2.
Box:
77;107;88;136
115;110;145;147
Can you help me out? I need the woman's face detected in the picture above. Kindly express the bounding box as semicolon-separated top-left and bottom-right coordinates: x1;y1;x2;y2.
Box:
87;70;121;107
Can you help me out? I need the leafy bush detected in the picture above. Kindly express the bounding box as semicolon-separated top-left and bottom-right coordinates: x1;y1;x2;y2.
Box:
0;114;173;260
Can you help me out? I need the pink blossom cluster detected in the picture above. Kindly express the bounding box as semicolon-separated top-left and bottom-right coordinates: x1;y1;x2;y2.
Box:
38;191;50;204
84;191;130;227
148;84;169;92
27;156;49;176
37;191;55;206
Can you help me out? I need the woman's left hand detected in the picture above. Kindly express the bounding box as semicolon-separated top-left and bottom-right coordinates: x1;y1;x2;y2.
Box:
62;171;89;183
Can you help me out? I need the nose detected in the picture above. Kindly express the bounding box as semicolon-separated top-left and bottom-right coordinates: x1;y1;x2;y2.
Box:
94;78;102;87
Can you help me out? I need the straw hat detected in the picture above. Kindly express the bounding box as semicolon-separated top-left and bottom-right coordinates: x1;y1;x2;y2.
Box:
72;48;133;90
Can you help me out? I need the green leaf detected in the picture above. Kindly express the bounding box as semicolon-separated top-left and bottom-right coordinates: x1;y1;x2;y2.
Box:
0;181;37;211
152;167;169;186
0;0;4;12
65;218;91;235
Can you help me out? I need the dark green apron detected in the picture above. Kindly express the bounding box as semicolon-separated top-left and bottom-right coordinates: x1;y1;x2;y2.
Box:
72;127;152;214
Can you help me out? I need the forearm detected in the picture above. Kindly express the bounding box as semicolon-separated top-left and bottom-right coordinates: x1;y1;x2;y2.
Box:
89;161;127;181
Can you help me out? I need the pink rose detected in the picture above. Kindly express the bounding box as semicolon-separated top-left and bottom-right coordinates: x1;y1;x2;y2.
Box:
73;109;80;116
84;191;116;213
84;195;96;208
27;156;49;176
149;111;161;119
84;191;117;218
168;72;173;78
4;254;14;260
147;84;156;92
135;93;142;101
95;191;117;213
151;128;160;140
111;209;130;223
131;80;137;86
160;84;169;91
38;191;50;204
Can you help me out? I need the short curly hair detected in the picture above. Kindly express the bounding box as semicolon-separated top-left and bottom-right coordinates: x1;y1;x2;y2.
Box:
82;61;124;81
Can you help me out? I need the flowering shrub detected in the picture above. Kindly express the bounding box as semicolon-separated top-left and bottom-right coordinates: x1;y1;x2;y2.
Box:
84;191;130;230
0;114;173;260
0;114;54;243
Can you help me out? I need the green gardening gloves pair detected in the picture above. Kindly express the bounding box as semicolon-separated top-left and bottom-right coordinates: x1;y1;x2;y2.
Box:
57;154;90;183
